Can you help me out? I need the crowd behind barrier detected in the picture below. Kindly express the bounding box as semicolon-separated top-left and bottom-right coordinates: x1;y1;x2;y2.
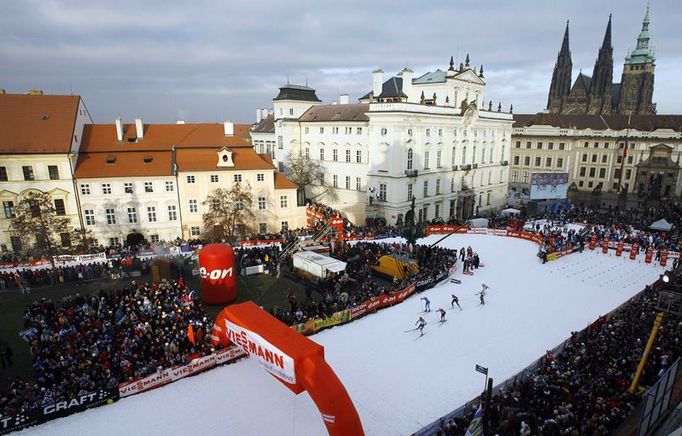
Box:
0;279;217;425
274;241;459;328
421;273;682;436
3;201;682;433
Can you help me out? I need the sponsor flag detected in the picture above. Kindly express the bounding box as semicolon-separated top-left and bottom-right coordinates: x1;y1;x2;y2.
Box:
475;364;488;375
465;405;484;436
187;324;196;345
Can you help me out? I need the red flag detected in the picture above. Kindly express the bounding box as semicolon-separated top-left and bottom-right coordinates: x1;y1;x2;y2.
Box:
187;324;196;345
623;137;629;158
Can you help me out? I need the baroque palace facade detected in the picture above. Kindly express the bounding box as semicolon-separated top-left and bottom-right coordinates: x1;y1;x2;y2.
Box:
253;54;513;225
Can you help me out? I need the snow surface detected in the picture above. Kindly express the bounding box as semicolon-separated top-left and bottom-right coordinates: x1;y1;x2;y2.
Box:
21;234;665;436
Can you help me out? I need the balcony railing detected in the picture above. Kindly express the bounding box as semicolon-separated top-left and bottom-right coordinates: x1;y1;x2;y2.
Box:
405;169;419;177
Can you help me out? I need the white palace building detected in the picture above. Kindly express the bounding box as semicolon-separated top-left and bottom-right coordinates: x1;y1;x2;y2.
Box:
252;55;513;225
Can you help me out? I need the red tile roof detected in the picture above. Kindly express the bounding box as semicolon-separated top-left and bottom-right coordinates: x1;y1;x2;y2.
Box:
274;172;298;189
0;94;81;154
175;147;275;172
80;123;252;152
75;151;172;179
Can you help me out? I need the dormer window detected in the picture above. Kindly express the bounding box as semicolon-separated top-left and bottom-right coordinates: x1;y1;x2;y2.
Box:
217;147;234;167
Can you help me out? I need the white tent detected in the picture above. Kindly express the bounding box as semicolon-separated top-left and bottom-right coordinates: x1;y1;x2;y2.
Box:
500;208;521;217
650;218;673;232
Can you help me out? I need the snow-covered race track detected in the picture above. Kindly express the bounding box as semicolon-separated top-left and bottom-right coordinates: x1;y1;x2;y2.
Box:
21;234;664;436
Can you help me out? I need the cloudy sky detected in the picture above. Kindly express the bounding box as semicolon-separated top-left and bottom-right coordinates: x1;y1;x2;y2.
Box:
1;0;680;124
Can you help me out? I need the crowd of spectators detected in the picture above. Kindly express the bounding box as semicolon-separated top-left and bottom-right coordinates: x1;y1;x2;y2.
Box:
0;279;215;417
435;274;681;435
272;241;457;325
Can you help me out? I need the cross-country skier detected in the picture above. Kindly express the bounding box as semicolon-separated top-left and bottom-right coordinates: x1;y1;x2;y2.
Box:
481;283;489;294
478;291;485;306
420;296;431;312
451;294;462;310
437;308;446;323
415;316;427;336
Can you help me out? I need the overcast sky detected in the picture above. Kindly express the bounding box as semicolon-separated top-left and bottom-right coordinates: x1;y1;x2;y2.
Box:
1;0;680;124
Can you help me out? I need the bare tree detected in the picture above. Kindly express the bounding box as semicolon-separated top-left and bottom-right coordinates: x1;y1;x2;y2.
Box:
8;191;77;259
202;183;255;243
284;152;338;204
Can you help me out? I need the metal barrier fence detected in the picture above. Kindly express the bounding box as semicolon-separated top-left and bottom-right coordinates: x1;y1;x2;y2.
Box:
638;357;681;436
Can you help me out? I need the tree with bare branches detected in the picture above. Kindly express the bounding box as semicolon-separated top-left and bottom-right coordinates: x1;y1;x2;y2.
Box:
8;191;77;258
284;152;337;204
202;183;255;243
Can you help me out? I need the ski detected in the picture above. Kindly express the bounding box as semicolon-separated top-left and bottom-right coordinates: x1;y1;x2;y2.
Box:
450;279;461;284
438;320;447;327
415;333;426;340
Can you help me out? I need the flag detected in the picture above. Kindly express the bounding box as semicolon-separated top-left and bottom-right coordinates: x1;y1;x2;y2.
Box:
187;324;196;345
623;137;629;159
465;406;484;436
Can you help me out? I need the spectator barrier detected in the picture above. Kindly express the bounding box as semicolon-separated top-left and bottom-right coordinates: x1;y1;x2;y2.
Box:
638;357;681;436
0;388;119;435
118;346;247;398
291;264;456;336
414;279;666;436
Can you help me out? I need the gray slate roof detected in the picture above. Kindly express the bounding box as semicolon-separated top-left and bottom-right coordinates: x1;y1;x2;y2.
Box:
299;104;369;122
413;69;447;84
252;114;275;134
274;84;321;102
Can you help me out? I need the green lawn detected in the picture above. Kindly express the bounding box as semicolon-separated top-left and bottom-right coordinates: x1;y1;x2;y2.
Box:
0;271;307;390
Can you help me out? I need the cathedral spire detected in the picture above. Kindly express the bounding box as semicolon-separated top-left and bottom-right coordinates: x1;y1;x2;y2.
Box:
626;4;654;62
601;14;612;50
587;14;614;114
560;20;570;55
547;19;573;112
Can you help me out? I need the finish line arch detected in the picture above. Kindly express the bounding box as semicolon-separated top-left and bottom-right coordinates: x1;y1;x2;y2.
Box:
211;302;364;436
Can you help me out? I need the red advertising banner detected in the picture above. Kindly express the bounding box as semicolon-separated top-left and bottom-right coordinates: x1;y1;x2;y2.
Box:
118;346;246;398
630;244;639;260
238;239;284;248
602;239;609;254
589;235;596;250
660;250;668;267
645;247;653;264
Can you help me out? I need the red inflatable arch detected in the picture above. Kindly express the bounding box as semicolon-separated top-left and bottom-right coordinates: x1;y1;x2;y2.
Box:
211;302;364;436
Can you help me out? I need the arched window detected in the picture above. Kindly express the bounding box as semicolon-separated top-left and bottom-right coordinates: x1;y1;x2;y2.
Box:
451;146;456;166
462;146;467;164
472;146;476;164
407;149;413;170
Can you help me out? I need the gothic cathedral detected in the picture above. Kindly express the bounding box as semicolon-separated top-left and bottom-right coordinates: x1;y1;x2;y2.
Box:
546;7;655;116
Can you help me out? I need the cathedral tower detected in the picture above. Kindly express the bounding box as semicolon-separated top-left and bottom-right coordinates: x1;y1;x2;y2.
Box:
618;5;656;115
587;15;614;115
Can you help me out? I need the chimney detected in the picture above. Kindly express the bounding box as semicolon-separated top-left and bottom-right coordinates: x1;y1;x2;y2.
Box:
372;69;384;100
256;109;262;124
339;94;349;105
115;117;124;142
401;68;413;102
224;121;234;136
135;118;144;139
